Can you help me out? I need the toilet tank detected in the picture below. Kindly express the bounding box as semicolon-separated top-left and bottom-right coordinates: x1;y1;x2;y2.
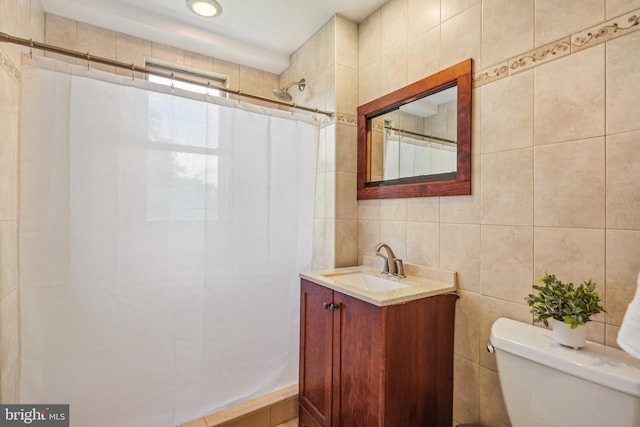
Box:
490;318;640;427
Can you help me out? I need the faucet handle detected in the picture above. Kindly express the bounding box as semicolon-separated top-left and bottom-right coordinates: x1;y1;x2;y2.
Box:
395;259;406;277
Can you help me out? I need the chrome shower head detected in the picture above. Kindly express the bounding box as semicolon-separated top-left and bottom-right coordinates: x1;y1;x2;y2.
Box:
273;78;306;102
273;88;293;102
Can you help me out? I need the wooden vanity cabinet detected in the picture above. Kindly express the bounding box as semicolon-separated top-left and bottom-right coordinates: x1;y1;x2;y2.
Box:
298;278;458;427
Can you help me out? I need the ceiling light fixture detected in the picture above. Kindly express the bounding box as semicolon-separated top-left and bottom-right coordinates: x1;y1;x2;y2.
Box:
187;0;222;18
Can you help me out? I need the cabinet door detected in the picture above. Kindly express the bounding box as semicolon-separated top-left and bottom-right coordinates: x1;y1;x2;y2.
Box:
382;293;458;427
334;292;382;427
299;280;334;426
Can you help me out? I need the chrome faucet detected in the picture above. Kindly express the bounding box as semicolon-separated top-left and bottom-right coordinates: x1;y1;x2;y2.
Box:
374;243;405;277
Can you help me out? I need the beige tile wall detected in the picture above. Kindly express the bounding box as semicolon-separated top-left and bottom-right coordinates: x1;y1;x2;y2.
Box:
0;0;45;403
354;1;640;426
280;15;359;270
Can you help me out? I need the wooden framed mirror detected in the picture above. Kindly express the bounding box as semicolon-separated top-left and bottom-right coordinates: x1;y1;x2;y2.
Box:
357;59;472;199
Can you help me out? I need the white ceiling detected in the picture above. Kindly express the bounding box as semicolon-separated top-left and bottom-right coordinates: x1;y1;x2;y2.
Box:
41;0;388;74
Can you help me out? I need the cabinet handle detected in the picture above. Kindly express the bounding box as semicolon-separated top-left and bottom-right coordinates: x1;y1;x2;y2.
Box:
323;302;339;311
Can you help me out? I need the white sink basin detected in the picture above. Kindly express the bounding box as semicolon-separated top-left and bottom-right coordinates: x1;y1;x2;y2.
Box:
322;271;411;293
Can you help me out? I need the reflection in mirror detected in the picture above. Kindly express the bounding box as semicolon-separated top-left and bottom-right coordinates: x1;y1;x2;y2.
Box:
357;59;472;199
370;86;458;182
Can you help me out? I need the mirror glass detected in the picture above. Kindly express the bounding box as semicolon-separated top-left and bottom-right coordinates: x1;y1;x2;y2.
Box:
357;59;472;199
370;86;457;182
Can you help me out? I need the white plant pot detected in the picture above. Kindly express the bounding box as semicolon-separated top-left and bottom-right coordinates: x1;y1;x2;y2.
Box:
553;319;587;349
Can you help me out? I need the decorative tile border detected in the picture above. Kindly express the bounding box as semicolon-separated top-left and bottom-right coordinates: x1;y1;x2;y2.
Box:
508;37;571;75
0;48;21;85
472;61;509;87
572;9;640;52
473;8;640;88
336;113;356;127
371;121;383;132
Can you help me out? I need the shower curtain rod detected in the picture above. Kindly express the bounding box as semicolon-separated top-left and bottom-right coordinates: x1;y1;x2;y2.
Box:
0;31;334;118
384;124;457;145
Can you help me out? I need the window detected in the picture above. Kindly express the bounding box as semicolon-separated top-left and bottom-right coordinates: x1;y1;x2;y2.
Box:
145;58;228;96
143;59;226;221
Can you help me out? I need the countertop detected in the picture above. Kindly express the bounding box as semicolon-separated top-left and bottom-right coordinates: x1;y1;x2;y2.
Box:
300;259;456;307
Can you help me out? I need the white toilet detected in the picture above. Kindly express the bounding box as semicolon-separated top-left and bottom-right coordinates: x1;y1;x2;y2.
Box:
490;317;640;427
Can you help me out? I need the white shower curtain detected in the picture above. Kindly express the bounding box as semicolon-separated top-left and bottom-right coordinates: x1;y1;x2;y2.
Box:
383;134;457;180
19;57;318;426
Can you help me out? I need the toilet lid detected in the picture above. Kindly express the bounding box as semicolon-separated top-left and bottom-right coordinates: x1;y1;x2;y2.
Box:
490;317;640;397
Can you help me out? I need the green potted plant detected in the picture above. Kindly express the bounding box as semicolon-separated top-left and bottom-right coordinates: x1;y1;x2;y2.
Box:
525;273;606;349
